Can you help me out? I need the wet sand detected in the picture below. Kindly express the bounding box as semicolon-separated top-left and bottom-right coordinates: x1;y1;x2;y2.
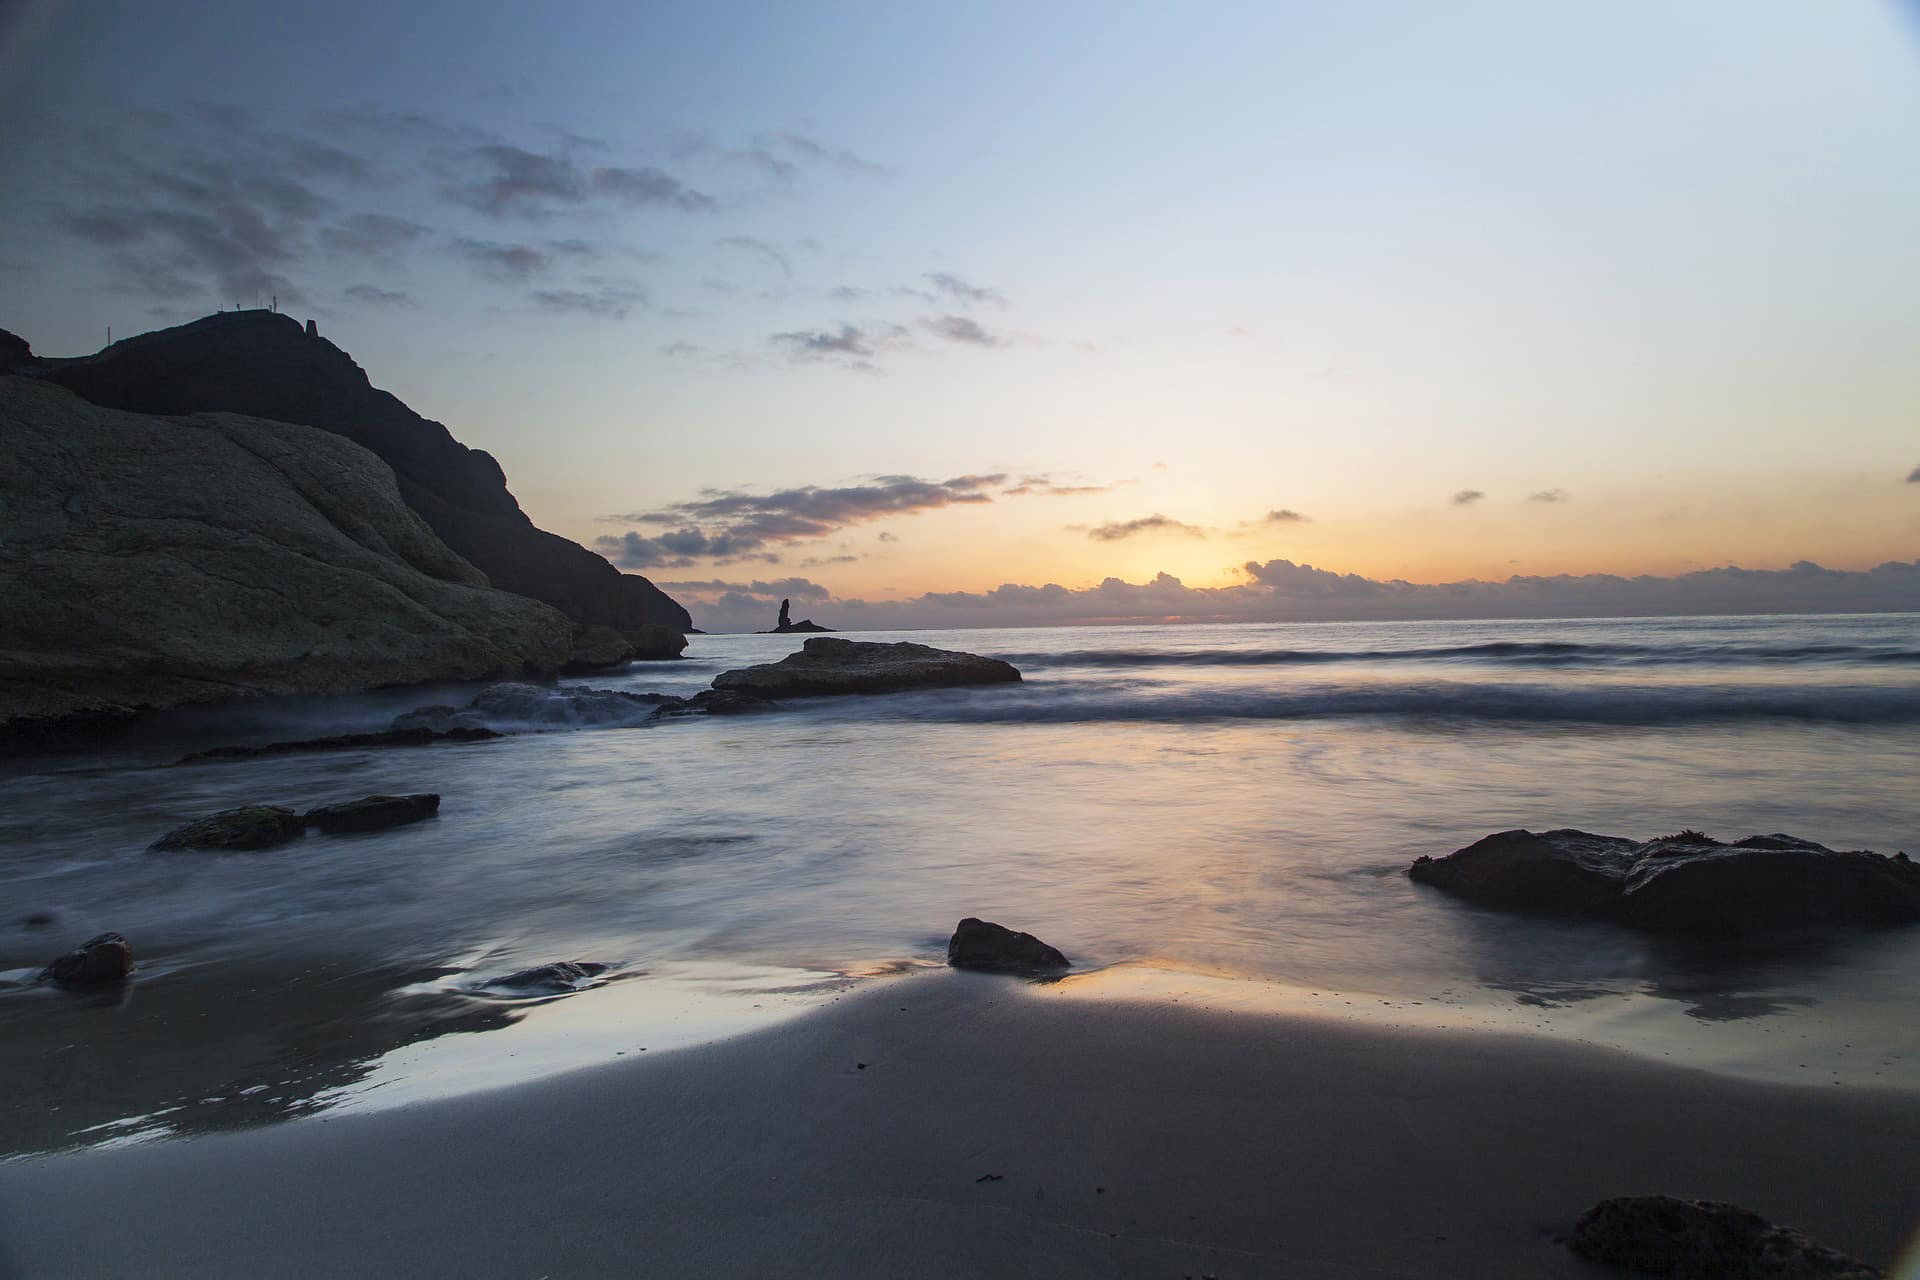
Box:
2;968;1915;1278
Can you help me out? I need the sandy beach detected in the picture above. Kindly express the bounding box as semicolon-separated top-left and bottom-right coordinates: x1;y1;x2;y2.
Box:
3;968;1914;1278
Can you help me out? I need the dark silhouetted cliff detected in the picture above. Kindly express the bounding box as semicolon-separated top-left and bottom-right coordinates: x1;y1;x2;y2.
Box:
42;312;690;634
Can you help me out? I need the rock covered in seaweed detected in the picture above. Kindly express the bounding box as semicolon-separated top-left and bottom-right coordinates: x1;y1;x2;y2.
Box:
304;793;441;835
1409;828;1920;936
947;918;1069;974
712;638;1019;699
151;805;306;852
1568;1195;1883;1279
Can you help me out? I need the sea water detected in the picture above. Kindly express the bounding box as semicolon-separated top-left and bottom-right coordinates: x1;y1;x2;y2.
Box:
3;613;1917;1153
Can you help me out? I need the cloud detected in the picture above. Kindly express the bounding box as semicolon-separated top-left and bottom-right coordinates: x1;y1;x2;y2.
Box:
442;144;584;217
1528;489;1569;503
450;238;551;283
318;213;429;257
921;314;1003;347
531;277;647;319
771;324;871;359
602;473;1006;564
676;559;1920;633
801;554;860;567
925;272;1005;307
343;284;418;307
1003;480;1116;496
1085;514;1208;542
718;235;791;276
771;133;889;177
591;166;716;211
1451;489;1486;506
658;577;831;601
1907;466;1920;484
876;531;899;543
1264;508;1309;523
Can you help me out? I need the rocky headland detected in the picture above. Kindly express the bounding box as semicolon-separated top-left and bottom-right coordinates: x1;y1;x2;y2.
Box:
0;375;575;734
33;312;688;637
0;316;693;736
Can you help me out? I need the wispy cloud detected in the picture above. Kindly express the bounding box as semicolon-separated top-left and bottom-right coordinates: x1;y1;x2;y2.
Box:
1084;514;1208;542
1527;489;1569;503
1264;508;1309;523
343;283;418;308
717;235;791;276
925;272;1004;307
921;314;1002;346
1451;489;1486;506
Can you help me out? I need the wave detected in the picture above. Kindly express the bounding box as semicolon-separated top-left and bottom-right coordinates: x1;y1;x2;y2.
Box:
995;641;1920;671
891;681;1920;727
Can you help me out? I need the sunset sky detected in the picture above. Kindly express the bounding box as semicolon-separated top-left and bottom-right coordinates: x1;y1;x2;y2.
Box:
3;1;1917;630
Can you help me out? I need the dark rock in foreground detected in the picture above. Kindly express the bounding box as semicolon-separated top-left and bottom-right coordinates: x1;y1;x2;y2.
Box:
483;961;610;995
629;623;690;660
947;918;1069;974
1569;1195;1883;1279
42;932;135;985
304;793;441;835
152;805;305;852
563;623;689;672
713;638;1020;700
179;724;499;764
1410;828;1920;936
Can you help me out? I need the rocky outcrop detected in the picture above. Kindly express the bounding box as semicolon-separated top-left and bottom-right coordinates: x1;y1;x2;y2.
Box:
0;327;34;374
38;311;690;635
42;932;135;985
947;918;1070;974
1;377;575;730
712;638;1020;699
648;688;778;718
1568;1196;1883;1278
151;806;306;852
761;597;833;634
1409;828;1920;936
179;725;499;764
304;793;441;834
564;622;690;672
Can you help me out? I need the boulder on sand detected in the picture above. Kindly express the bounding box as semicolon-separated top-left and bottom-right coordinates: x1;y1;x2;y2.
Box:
41;932;135;985
712;638;1020;699
1568;1196;1883;1279
1409;828;1920;936
947;918;1070;974
151;805;305;852
304;793;441;835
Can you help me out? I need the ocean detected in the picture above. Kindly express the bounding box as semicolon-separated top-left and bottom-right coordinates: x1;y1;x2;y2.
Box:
4;612;1917;1155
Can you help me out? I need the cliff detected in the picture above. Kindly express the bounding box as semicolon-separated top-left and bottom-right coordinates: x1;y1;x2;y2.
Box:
40;311;691;634
0;377;574;731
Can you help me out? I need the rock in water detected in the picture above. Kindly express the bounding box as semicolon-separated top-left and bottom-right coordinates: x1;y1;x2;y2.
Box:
1568;1196;1883;1279
1409;828;1920;936
712;638;1019;699
1;376;573;731
483;961;610;995
1408;829;1638;915
151;806;306;852
304;793;441;835
649;688;779;719
42;932;135;985
947;918;1070;974
566;625;635;672
628;623;688;660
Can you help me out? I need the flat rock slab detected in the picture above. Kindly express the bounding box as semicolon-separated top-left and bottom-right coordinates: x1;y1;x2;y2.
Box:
304;793;441;835
41;932;134;985
712;638;1020;699
151;805;305;851
1569;1195;1884;1278
179;725;499;764
1409;828;1920;936
947;917;1069;974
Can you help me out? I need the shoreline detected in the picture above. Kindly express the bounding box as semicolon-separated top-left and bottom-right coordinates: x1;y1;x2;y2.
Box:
4;969;1915;1278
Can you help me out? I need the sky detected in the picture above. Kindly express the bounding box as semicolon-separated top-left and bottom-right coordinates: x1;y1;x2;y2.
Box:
3;0;1918;631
